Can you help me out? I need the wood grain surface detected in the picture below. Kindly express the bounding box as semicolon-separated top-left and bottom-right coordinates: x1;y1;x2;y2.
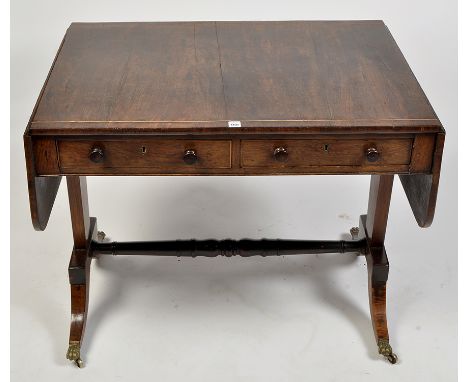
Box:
28;21;443;135
241;138;412;167
58;139;232;169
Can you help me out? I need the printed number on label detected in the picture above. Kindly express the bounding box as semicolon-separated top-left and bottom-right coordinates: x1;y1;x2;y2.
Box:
228;120;242;128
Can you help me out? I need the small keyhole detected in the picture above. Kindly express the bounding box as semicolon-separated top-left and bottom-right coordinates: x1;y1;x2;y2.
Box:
141;146;146;154
324;144;329;152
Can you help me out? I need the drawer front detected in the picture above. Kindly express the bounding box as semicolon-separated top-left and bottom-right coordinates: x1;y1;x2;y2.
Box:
241;139;413;168
58;139;232;171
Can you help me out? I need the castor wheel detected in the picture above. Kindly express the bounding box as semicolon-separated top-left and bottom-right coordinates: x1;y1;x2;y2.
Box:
350;227;359;240
66;341;84;368
385;353;398;364
377;339;398;365
97;231;106;242
75;358;84;368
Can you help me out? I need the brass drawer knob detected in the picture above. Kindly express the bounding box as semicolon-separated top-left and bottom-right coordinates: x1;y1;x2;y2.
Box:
89;147;105;163
273;147;288;162
183;149;198;165
366;147;380;162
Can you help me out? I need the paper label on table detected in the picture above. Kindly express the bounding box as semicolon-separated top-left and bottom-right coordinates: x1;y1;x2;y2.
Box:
228;121;242;128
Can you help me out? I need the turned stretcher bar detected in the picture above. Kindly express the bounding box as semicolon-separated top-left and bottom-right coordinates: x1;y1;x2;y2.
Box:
91;238;367;257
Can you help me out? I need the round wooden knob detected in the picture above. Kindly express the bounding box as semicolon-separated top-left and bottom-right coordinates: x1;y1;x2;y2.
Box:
183;149;198;165
89;147;104;163
366;147;380;162
273;147;288;162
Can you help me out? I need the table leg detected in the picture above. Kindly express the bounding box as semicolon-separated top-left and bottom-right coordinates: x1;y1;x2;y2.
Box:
65;176;94;368
362;175;398;364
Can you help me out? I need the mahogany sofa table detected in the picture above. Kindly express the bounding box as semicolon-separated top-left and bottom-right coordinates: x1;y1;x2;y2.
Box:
24;21;445;367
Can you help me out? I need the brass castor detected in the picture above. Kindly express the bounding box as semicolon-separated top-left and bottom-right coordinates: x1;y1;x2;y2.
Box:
66;342;84;368
75;358;84;368
350;227;359;240
97;231;106;242
385;353;398;364
377;339;398;364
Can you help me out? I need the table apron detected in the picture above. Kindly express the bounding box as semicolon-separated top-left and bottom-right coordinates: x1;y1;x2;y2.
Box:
29;134;437;176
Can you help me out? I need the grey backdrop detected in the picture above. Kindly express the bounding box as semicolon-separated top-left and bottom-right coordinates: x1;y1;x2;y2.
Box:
11;1;457;381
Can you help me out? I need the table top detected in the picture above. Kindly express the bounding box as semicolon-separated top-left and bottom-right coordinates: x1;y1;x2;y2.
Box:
28;21;442;135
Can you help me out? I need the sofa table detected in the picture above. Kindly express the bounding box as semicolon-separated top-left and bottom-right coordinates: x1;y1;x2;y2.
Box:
23;21;445;367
